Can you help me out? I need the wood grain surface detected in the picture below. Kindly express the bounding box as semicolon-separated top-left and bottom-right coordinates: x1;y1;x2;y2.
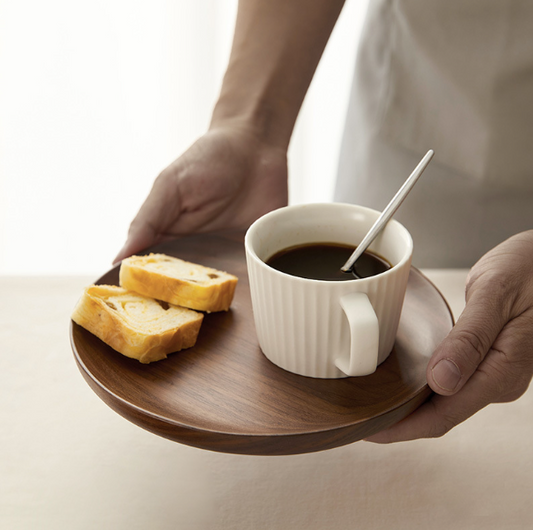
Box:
70;231;454;455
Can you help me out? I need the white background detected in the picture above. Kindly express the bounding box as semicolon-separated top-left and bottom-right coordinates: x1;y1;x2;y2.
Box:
0;0;368;275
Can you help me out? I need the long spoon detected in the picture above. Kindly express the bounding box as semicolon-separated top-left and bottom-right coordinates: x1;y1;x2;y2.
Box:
341;149;434;273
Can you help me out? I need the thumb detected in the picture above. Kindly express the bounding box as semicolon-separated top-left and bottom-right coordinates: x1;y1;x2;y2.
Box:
427;283;509;396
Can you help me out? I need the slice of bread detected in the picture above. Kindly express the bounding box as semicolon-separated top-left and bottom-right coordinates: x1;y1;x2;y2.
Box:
71;284;203;363
119;253;238;312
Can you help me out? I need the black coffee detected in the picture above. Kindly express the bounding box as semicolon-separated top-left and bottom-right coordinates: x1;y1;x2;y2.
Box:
266;242;391;281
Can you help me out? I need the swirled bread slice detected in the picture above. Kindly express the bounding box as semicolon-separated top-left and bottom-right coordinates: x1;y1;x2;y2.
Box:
119;253;238;312
71;284;203;363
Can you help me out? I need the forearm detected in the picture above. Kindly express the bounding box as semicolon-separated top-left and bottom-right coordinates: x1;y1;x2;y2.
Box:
210;0;346;149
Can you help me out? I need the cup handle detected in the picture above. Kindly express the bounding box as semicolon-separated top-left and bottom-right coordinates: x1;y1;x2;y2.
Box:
335;292;379;377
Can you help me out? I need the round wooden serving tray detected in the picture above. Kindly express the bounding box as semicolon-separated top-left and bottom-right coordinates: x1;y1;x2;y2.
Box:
71;231;454;456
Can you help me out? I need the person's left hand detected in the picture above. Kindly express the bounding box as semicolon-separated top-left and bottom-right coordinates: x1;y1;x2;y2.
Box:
366;230;533;443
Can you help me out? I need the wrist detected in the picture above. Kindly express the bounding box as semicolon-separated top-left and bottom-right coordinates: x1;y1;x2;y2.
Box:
209;86;295;151
208;0;345;150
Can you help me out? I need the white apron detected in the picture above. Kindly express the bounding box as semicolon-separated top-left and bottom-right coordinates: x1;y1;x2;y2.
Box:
335;0;533;267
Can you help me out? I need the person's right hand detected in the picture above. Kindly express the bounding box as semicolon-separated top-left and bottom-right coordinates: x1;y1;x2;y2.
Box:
114;124;288;263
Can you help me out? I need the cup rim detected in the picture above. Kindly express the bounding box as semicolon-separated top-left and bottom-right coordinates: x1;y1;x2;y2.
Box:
244;202;413;284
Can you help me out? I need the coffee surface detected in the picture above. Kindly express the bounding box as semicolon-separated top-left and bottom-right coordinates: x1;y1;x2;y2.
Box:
266;242;391;281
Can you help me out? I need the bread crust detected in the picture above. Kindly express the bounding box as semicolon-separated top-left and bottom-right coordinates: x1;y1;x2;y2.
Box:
119;254;238;312
71;285;203;363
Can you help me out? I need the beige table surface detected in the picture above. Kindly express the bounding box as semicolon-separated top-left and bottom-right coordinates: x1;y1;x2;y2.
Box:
1;271;532;530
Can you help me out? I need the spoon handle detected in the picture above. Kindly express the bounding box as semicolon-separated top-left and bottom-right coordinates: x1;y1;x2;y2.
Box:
341;149;434;273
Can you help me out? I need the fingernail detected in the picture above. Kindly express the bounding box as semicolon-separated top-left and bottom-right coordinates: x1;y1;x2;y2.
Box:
431;359;462;392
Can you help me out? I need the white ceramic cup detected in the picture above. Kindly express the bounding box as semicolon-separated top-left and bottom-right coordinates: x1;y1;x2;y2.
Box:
244;203;413;378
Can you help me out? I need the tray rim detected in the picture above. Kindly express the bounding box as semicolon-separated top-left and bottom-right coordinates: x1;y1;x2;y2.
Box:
70;266;453;438
69;232;455;454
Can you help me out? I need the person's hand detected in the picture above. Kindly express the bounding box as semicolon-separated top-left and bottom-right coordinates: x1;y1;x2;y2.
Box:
366;230;533;443
114;124;288;263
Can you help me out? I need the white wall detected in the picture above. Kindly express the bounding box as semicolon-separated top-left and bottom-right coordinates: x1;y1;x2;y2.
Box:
0;0;367;275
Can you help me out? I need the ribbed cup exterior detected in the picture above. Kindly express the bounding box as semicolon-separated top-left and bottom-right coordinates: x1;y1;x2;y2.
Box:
245;203;413;379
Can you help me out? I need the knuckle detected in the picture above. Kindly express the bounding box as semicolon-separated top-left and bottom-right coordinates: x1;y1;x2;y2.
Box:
478;348;531;401
453;328;489;367
491;340;533;376
477;357;510;397
478;270;522;315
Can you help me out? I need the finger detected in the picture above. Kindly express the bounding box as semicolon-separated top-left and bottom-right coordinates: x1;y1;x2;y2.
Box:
113;175;181;263
478;310;533;403
364;396;451;443
367;314;533;444
365;352;503;443
427;286;510;396
113;221;159;264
